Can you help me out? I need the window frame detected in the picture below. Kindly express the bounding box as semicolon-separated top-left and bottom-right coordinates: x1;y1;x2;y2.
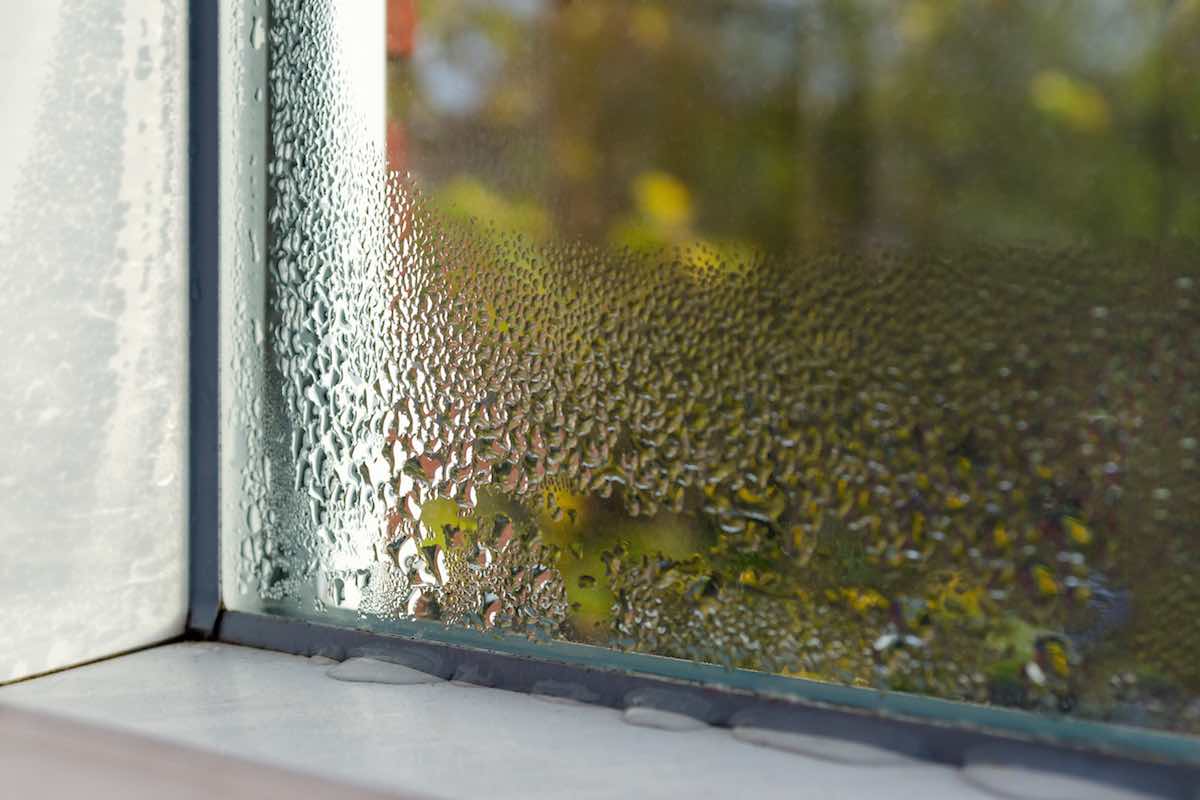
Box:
187;4;1200;795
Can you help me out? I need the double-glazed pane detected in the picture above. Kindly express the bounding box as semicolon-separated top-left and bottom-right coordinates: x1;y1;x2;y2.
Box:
227;0;1200;739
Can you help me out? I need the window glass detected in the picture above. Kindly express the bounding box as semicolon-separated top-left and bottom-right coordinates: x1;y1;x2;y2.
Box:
228;0;1200;741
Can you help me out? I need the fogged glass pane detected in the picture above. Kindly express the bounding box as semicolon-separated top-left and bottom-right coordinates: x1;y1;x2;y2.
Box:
0;0;187;682
229;0;1200;738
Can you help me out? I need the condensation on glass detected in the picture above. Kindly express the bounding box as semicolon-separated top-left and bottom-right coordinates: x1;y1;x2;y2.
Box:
226;0;1200;737
0;0;188;682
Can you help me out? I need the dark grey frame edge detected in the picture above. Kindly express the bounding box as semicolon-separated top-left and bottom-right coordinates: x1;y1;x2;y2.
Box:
186;0;221;638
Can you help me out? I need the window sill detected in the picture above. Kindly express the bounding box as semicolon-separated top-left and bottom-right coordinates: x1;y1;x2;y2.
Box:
0;642;1018;799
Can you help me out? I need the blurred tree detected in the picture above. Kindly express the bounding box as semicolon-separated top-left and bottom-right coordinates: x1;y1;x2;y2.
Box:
379;0;1200;730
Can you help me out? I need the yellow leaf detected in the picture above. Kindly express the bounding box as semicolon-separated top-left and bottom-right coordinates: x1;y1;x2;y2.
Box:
629;5;670;50
790;525;806;551
1045;640;1070;677
911;512;926;536
633;170;693;229
1063;516;1092;545
1030;70;1111;134
1033;565;1059;596
993;524;1011;549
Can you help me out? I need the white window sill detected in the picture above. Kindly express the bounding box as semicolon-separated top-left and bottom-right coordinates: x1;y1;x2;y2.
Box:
0;642;1161;800
0;642;1160;799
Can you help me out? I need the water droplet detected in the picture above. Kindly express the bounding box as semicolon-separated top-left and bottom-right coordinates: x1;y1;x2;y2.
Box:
327;657;443;685
250;16;266;49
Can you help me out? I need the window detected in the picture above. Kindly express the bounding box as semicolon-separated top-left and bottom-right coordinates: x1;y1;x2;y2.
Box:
222;0;1200;765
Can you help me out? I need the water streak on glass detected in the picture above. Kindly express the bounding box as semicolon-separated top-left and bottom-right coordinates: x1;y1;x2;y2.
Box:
231;0;1200;738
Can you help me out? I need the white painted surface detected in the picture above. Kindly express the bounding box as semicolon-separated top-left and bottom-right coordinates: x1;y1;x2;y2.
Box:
0;642;1003;800
0;0;187;682
0;705;422;799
